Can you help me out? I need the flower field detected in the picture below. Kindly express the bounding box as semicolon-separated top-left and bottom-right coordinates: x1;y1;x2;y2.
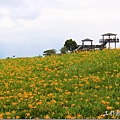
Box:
0;49;120;119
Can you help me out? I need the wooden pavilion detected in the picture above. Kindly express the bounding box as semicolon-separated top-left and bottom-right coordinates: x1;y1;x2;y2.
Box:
81;38;93;49
99;33;119;48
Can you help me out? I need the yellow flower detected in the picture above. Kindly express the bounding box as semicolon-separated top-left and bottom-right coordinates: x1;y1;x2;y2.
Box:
5;112;10;115
20;97;23;101
86;81;89;84
95;85;100;89
44;115;50;119
79;92;84;95
116;102;119;105
0;114;3;119
28;104;35;108
12;111;16;114
112;116;116;119
94;95;98;97
64;73;68;77
101;100;106;105
79;84;84;86
106;102;110;105
71;104;75;107
51;99;56;104
37;100;43;105
4;105;7;108
97;72;100;74
115;83;119;86
12;102;17;106
26;113;30;116
65;90;71;95
85;99;89;102
47;102;51;105
7;116;11;119
73;75;78;79
77;114;82;118
16;116;20;119
97;115;103;119
106;96;110;99
106;106;113;110
66;115;72;119
109;85;113;89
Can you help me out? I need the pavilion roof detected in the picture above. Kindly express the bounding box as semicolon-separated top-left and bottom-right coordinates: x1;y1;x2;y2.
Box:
81;38;93;41
101;33;117;36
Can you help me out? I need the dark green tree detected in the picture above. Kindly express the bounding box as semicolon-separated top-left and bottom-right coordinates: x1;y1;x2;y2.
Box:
43;49;56;56
64;39;77;52
60;46;68;54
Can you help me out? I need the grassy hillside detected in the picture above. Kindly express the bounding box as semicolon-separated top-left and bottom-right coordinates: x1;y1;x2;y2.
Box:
0;49;120;119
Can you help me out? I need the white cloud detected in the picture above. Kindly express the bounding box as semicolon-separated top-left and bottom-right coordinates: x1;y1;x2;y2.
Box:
0;0;120;58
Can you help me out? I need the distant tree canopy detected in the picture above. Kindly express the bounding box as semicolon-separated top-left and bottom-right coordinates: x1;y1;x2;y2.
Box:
43;49;56;56
64;39;77;52
60;46;68;54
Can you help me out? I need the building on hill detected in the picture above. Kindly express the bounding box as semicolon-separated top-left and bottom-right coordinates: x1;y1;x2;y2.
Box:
77;33;119;51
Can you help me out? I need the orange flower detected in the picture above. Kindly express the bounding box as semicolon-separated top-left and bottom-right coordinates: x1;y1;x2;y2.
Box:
26;113;30;116
85;99;89;102
95;85;100;89
106;106;113;110
16;116;20;119
12;102;17;106
77;114;82;118
79;84;84;86
116;102;119;105
5;112;10;115
0;114;3;119
79;92;84;95
73;75;78;79
64;73;68;77
12;111;16;114
106;96;110;99
97;115;103;119
65;90;71;95
37;100;43;105
44;115;50;119
71;104;75;107
28;104;35;108
51;99;56;104
109;86;113;89
7;116;11;119
66;115;72;119
101;100;106;105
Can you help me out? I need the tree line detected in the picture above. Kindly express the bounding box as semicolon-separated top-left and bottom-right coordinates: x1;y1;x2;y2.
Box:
43;39;77;56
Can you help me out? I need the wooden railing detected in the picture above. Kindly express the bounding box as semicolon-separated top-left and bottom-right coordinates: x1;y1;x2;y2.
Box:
99;38;119;43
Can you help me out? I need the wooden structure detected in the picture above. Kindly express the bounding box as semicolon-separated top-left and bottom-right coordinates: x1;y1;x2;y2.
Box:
81;38;93;49
77;32;119;51
99;33;119;48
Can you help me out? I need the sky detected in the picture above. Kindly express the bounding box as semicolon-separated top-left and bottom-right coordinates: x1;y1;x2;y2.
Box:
0;0;120;58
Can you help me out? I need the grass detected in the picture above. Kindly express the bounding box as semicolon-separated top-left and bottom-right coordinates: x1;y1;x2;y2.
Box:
0;49;120;119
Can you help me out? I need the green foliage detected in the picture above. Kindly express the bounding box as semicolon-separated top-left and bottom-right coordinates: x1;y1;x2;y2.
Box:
60;46;68;54
43;49;56;56
64;39;77;52
6;57;11;59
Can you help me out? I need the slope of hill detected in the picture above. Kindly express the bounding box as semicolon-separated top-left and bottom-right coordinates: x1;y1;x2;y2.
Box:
0;49;120;119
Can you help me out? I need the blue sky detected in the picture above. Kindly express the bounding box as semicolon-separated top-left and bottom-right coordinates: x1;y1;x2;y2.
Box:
0;0;120;58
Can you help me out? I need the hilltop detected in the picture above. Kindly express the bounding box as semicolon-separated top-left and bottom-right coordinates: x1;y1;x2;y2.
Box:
0;49;120;119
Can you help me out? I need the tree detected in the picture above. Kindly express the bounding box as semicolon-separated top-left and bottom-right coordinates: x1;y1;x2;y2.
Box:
60;46;68;54
64;39;77;52
43;49;56;56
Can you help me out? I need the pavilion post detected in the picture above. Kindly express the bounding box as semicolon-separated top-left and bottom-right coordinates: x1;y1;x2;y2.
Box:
82;41;84;46
109;35;110;48
115;35;116;48
91;41;92;49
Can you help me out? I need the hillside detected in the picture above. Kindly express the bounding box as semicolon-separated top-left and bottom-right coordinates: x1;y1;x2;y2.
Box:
0;49;120;119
